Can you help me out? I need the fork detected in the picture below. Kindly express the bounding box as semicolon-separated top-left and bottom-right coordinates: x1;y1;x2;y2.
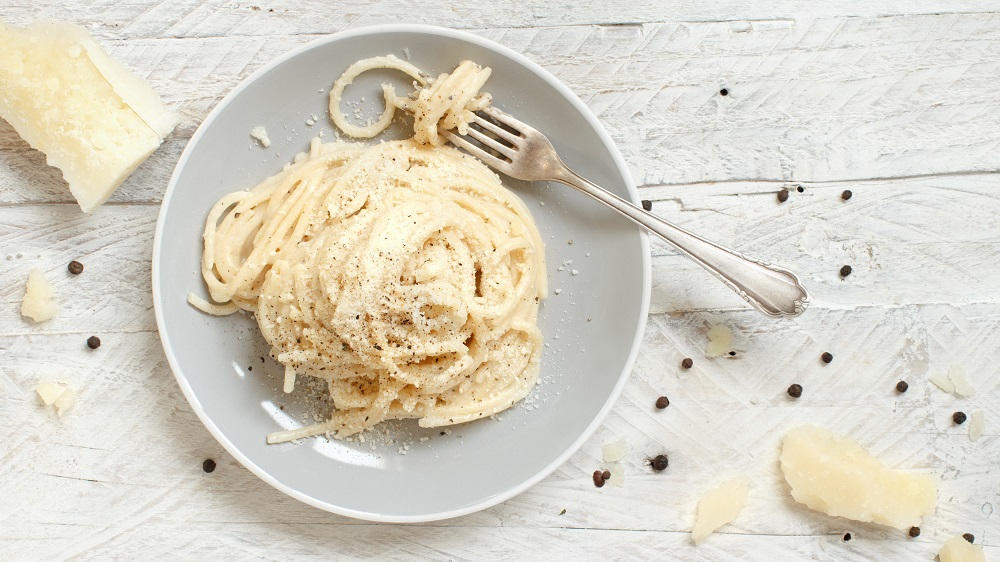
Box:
445;107;809;317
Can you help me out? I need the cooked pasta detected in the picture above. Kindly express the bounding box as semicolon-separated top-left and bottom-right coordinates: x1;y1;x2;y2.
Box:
193;57;546;441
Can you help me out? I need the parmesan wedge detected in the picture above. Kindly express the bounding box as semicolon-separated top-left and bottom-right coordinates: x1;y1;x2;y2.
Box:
779;425;936;529
0;21;177;212
692;475;750;544
21;268;57;323
938;535;986;562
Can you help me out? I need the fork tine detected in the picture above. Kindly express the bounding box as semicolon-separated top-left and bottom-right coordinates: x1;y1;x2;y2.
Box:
463;127;516;158
482;106;533;133
471;114;521;144
443;131;509;171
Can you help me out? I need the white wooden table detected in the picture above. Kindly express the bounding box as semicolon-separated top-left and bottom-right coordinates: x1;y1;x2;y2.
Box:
2;1;999;559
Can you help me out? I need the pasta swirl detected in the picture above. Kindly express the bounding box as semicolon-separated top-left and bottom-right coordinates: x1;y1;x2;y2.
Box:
194;57;546;441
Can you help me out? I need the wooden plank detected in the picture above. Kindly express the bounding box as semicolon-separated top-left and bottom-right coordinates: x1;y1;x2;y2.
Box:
1;320;995;557
3;14;1000;205
3;3;999;559
5;524;998;561
0;205;156;335
4;0;1000;41
641;174;1000;313
3;170;998;334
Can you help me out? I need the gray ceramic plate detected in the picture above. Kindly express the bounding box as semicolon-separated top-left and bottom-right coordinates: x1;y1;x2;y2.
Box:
153;24;650;522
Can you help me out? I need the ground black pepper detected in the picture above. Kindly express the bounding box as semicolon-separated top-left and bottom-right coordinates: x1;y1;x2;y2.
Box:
953;411;968;425
681;357;693;369
963;533;974;543
86;336;101;349
787;384;802;398
655;396;669;409
202;459;216;473
821;352;834;364
841;190;853;200
641;200;652;211
908;526;920;538
650;454;669;471
68;261;83;275
840;265;852;278
777;188;789;203
896;381;909;393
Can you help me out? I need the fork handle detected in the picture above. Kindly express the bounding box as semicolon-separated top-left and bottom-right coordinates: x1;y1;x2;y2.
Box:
553;167;809;317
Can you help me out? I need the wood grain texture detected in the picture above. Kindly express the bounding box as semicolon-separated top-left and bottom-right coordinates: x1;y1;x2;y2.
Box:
1;1;999;560
4;13;1000;204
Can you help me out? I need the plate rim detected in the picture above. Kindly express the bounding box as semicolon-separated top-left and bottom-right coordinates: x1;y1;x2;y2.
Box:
151;23;651;523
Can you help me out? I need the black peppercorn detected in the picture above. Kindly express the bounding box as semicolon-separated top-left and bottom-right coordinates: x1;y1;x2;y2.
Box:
841;190;853;200
650;454;669;471
592;470;606;488
86;336;101;349
719;88;728;96
787;384;803;398
641;200;652;211
821;352;834;364
681;358;693;369
908;526;920;538
68;261;84;275
963;533;974;543
896;381;909;393
843;533;852;542
953;411;968;425
777;189;789;203
655;396;669;409
840;265;852;278
202;459;216;473
602;470;611;480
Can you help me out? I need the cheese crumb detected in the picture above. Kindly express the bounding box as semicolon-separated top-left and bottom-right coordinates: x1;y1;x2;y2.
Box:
35;380;66;405
692;475;750;544
948;366;974;397
606;463;625;487
54;388;77;416
938;535;986;562
930;366;975;397
969;410;984;442
706;324;732;358
602;439;629;463
250;125;271;148
35;380;76;416
929;372;955;394
21;268;57;323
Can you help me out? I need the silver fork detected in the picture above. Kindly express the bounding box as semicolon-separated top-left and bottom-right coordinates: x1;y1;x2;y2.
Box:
445;107;809;317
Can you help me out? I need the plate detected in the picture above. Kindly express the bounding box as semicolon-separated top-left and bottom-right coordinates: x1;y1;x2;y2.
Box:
152;24;650;522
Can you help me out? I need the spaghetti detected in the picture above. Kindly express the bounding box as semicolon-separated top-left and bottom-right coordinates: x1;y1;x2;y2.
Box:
194;57;546;441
